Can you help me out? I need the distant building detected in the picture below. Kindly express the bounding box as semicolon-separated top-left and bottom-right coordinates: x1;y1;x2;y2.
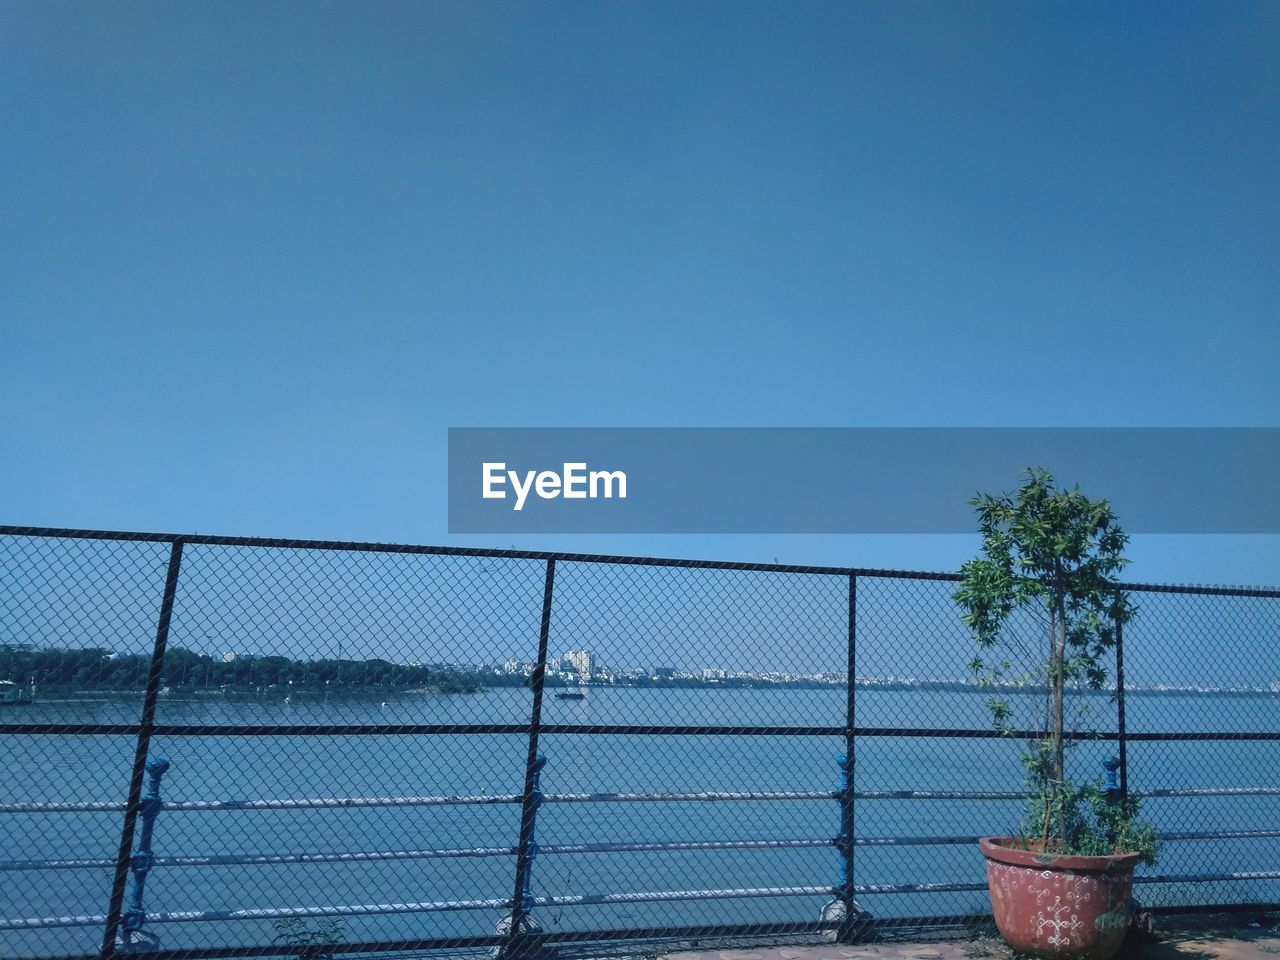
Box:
562;649;593;679
650;666;675;679
0;642;35;654
222;652;237;663
702;668;727;680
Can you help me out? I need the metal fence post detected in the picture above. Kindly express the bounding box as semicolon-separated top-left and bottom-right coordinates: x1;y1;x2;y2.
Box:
824;573;869;942
500;558;556;959
1115;616;1128;801
101;539;183;959
121;756;169;949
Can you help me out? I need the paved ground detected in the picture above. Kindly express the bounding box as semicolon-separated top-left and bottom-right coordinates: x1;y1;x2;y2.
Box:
656;917;1280;960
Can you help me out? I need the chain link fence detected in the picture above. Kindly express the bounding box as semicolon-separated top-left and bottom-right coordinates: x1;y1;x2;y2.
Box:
2;527;1278;960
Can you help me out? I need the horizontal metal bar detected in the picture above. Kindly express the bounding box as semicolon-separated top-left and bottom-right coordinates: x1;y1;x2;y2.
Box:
540;838;836;855
856;881;987;894
854;829;1280;845
1147;902;1280;917
0;526;858;576
12;722;1280;742
543;790;837;803
1137;787;1280;797
0;845;519;871
0;801;129;813
536;886;836;907
1159;829;1280;841
857;835;980;846
0;838;834;872
0;899;509;930
14;783;1279;816
1136;870;1280;884
4;525;1275;595
5;790;839;814
848;828;1280;848
855;728;1112;740
1124;731;1280;742
0;886;838;930
0;794;521;814
1122;581;1280;598
0;723;847;737
0;787;1061;815
0;791;834;814
854;790;1024;800
862;872;1280;893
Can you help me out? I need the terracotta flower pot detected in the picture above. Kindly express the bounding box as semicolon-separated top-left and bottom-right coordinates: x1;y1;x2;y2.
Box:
980;836;1140;960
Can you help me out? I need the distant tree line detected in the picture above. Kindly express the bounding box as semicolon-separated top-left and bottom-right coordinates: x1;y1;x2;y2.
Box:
0;646;492;693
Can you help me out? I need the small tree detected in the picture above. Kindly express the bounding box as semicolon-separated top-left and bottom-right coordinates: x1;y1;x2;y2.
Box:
953;467;1155;859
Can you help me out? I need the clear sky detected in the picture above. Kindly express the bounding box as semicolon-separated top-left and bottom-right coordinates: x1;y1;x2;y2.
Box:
3;2;1278;586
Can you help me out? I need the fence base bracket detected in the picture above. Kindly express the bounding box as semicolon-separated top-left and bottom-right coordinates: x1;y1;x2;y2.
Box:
115;929;160;954
822;897;873;943
493;912;551;960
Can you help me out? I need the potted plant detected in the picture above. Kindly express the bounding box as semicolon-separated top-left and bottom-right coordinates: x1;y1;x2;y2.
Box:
953;468;1158;960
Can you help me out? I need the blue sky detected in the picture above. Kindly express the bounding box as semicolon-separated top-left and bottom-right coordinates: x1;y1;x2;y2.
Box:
2;2;1278;586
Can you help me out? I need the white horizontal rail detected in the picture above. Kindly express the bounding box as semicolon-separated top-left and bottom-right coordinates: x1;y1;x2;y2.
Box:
1135;870;1280;884
1137;787;1280;798
13;785;1278;815
0;795;522;814
0;791;833;814
0;886;835;930
0;846;517;871
543;790;836;803
856;881;987;894
0;837;839;872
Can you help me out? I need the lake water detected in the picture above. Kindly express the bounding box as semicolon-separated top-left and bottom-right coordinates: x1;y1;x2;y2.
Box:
4;685;1279;957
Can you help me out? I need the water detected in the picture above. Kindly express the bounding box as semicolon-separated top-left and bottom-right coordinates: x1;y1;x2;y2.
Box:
3;686;1280;957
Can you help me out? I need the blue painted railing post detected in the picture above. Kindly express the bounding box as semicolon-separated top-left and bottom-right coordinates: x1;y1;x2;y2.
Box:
498;752;548;958
1101;755;1124;852
823;752;867;941
516;754;547;913
120;757;169;950
835;753;854;892
1102;756;1122;805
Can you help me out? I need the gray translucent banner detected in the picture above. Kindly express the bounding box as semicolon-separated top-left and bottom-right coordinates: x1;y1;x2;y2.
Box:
447;428;1280;534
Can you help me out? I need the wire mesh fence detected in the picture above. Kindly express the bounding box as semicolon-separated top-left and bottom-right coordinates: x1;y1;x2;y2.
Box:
1;526;1278;960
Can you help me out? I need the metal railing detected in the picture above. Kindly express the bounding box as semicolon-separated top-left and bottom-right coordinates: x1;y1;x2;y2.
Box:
2;524;1279;960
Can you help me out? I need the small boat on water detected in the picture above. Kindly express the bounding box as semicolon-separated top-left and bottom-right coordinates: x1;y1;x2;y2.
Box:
554;690;586;700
